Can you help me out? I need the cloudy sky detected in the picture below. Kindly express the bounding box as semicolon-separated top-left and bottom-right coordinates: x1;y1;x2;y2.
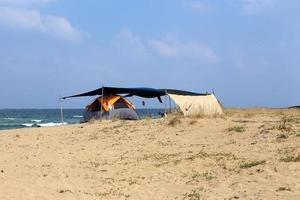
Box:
0;0;299;108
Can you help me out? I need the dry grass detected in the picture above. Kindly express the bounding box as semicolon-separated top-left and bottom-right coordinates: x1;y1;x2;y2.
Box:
280;154;300;162
168;116;182;127
225;108;300;116
239;160;266;169
227;126;246;133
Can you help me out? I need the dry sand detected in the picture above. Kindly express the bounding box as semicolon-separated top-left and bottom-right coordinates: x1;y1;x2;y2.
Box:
0;109;300;200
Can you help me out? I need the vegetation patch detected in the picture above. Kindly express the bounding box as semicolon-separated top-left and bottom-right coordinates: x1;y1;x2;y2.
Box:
183;189;202;200
276;187;291;192
277;116;294;132
239;160;266;169
277;134;288;140
189;119;198;125
227;126;246;133
280;154;300;162
187;172;216;184
168;116;182;127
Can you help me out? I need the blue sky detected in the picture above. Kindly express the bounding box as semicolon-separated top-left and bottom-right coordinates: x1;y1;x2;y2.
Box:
0;0;299;108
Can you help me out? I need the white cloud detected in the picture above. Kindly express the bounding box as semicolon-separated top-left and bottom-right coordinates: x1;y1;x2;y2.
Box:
182;0;215;12
148;40;178;57
114;28;220;63
113;28;147;56
149;39;220;63
0;6;83;42
0;0;55;6
241;0;275;14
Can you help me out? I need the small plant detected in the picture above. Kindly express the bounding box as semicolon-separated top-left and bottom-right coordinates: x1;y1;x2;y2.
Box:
183;189;202;200
276;187;291;192
239;160;266;169
280;154;300;162
189;120;198;125
168;116;181;127
277;134;288;139
90;161;100;168
227;126;245;133
296;133;300;137
188;172;216;183
278;116;293;132
258;124;265;129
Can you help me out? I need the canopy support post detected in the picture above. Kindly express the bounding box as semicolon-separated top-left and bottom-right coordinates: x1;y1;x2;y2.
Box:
164;93;167;117
59;95;64;124
168;95;172;114
100;85;104;119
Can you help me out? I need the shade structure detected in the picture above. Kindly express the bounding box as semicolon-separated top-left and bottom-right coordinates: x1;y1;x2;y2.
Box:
62;87;206;99
62;86;224;117
168;93;223;116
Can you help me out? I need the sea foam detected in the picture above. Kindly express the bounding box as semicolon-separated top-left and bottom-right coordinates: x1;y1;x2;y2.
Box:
1;118;16;120
30;119;43;123
73;115;83;118
22;124;34;127
37;122;67;127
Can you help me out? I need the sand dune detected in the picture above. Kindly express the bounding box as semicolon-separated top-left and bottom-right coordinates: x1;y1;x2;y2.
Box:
0;109;300;200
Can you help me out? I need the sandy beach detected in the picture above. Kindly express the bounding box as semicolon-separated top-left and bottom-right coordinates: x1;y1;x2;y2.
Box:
0;109;299;200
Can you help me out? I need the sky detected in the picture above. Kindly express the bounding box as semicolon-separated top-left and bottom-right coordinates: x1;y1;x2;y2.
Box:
0;0;299;108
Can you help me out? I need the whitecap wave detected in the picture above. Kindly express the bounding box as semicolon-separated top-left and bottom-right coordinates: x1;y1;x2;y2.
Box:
1;118;16;120
37;122;67;127
30;119;42;123
22;123;34;127
73;115;83;118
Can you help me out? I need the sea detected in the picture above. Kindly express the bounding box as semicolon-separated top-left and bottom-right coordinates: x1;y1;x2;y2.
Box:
0;109;166;131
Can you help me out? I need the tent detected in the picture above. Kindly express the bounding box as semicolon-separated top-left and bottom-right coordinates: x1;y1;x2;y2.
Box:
83;95;139;121
168;93;223;116
86;95;135;112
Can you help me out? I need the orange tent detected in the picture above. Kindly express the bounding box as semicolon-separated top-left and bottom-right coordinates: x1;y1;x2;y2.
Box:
86;95;135;112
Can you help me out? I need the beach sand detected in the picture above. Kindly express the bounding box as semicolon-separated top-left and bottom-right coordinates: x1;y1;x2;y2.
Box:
0;108;300;200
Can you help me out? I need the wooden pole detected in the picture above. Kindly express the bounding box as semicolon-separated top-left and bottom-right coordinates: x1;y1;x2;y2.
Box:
59;95;64;124
168;95;172;114
164;94;167;116
100;86;104;119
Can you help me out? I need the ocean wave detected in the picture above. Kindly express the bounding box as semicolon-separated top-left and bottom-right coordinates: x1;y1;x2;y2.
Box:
37;122;67;127
22;123;35;127
30;119;42;123
1;118;16;120
22;122;67;128
73;115;83;118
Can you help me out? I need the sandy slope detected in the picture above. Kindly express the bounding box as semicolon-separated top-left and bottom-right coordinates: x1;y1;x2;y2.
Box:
0;109;300;200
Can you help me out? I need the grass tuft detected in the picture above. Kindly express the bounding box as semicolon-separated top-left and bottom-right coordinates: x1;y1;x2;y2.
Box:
277;134;288;140
227;126;246;133
276;187;291;192
280;154;300;162
183;189;202;200
239;160;266;169
188;172;216;183
168;116;182;127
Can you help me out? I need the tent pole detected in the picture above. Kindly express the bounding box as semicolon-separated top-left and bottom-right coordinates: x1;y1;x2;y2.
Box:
164;93;167;116
100;85;104;119
168;95;171;114
59;95;64;124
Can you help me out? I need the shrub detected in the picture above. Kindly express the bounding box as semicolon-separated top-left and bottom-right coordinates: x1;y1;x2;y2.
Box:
227;126;246;133
168;116;181;127
239;160;266;169
280;154;300;162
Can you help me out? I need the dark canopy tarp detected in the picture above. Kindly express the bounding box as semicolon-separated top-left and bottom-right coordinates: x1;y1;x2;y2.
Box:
62;87;209;100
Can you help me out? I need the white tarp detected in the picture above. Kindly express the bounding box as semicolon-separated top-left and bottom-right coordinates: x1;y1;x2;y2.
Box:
168;93;223;116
